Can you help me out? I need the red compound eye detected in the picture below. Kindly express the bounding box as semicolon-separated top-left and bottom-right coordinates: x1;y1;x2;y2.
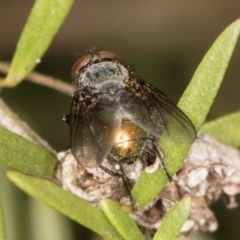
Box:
97;51;121;62
71;54;93;79
71;51;121;79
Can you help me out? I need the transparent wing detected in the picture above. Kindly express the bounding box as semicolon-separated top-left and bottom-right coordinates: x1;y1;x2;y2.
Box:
70;93;121;167
115;78;196;143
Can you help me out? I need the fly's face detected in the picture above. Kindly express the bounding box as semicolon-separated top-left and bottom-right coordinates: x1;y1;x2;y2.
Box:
67;48;196;180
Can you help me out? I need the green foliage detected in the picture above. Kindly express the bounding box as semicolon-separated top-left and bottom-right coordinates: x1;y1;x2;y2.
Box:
163;19;240;173
6;171;123;240
0;126;56;177
132;168;168;209
153;198;191;240
0;191;6;240
0;0;74;87
132;19;240;210
202;111;240;148
178;20;240;131
101;199;144;240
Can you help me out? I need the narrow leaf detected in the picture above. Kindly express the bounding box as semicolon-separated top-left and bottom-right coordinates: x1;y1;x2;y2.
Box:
202;111;240;148
101;199;145;240
0;0;74;87
0;162;28;240
164;19;240;174
178;19;240;131
28;199;75;240
6;171;123;240
133;19;240;209
0;126;56;177
132;169;168;209
153;198;191;240
0;191;6;240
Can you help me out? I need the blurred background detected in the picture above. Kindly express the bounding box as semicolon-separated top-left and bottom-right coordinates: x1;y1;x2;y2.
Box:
0;1;240;239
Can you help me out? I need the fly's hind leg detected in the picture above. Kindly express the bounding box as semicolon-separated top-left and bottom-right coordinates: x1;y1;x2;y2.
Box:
99;164;137;211
152;143;172;181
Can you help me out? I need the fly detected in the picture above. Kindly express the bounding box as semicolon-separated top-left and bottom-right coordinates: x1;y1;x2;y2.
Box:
64;47;196;209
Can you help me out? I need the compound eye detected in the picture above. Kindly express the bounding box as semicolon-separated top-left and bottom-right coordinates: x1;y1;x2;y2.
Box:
71;54;92;79
98;51;121;62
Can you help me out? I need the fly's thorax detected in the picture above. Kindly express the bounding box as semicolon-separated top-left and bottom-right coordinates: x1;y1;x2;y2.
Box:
77;61;129;93
109;120;150;163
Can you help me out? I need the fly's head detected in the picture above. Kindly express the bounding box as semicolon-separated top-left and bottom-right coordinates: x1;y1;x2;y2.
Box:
71;51;129;93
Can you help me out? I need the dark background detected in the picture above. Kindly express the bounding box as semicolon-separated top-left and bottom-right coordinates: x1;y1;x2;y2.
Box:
1;1;240;240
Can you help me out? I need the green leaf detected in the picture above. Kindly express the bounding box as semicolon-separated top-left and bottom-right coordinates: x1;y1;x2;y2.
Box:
6;171;123;240
178;19;240;131
0;191;6;240
0;126;56;177
0;0;74;87
28;199;75;240
133;19;240;209
164;19;240;175
100;199;145;240
153;198;191;240
132;168;168;209
202;111;240;148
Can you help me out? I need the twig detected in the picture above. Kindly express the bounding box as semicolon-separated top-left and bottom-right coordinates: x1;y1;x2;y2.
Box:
0;61;75;96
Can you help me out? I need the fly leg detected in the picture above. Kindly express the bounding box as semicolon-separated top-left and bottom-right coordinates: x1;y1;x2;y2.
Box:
99;164;137;211
152;143;172;181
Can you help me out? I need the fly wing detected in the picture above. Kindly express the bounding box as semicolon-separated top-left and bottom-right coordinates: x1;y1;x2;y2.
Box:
70;92;121;167
115;78;196;143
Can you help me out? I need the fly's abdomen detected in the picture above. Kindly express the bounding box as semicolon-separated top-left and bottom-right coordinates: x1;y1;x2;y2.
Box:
109;119;149;163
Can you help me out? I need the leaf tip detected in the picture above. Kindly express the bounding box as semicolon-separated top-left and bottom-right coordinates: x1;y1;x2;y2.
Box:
5;170;12;178
5;170;17;183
